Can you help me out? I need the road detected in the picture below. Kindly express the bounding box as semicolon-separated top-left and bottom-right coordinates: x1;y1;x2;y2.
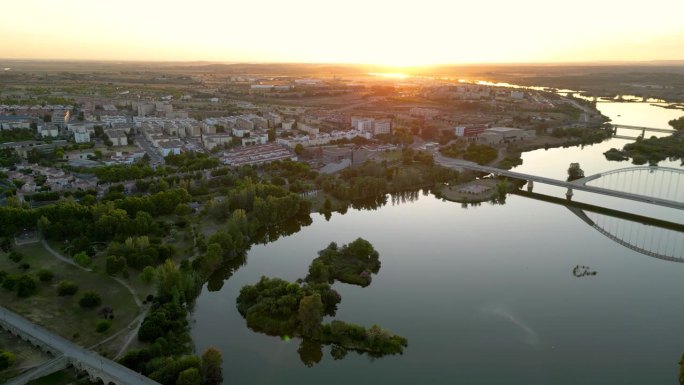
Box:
0;306;160;385
135;133;164;165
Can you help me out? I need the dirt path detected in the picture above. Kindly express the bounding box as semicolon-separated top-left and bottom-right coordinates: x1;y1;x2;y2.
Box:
41;239;142;307
41;239;147;356
114;308;150;359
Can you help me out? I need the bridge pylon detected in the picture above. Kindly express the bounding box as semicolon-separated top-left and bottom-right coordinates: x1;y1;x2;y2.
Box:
566;187;573;200
527;180;534;192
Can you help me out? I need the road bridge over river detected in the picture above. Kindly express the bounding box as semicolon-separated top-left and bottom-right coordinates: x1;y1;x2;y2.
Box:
433;153;684;210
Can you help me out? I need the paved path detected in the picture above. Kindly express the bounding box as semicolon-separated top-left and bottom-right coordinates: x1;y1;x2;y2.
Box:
0;306;160;385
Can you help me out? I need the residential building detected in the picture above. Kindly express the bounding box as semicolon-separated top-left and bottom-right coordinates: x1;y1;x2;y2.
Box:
105;129;128;146
455;125;487;137
38;124;59;138
373;120;391;135
73;126;91;143
221;143;296;167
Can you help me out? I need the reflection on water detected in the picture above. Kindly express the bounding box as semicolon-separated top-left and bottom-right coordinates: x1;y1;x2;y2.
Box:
597;102;683;129
583;211;684;261
191;94;684;385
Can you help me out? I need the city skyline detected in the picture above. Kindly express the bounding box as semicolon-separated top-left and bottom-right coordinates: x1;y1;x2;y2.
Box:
2;0;684;66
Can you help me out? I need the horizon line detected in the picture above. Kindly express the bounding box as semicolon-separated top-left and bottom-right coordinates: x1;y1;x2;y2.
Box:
2;58;684;68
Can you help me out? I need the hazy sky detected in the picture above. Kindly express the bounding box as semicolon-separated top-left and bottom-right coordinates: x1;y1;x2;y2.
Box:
2;0;683;65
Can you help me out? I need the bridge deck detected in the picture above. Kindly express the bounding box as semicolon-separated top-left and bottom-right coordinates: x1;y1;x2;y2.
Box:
0;306;160;385
434;154;684;210
611;124;676;133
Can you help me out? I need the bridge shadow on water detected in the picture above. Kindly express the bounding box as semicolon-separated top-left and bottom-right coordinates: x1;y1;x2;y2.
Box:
512;190;684;262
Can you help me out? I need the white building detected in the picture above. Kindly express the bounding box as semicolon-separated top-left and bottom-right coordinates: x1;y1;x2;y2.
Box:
510;91;525;99
105;129;128;146
159;140;183;156
373;120;391;135
477;127;534;144
73;126;91;143
38;124;59;138
298;123;319;135
242;134;268;147
281;120;295;130
410;108;439;118
52;110;70;127
202;134;233;151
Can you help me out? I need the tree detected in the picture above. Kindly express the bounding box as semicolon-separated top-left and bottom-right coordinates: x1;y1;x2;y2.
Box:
105;255;126;276
298;294;324;338
201;347;223;385
175;203;192;217
294;143;305;156
73;251;92;268
57;280;79;296
16;275;38;298
78;291;102;308
297;339;323;368
8;251;22;263
12;179;24;189
668;116;684;131
0;350;16;370
96;320;112;333
0;238;11;252
567;162;585;181
176;368;201;385
203;243;223;275
141;266;156;284
36;269;54;282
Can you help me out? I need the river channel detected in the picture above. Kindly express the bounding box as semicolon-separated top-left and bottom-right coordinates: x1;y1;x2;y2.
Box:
191;99;684;384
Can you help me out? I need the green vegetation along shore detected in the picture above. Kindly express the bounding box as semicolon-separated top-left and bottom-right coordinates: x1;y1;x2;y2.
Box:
237;239;407;366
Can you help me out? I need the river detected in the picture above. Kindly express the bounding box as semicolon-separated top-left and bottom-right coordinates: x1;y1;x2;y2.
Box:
191;100;684;384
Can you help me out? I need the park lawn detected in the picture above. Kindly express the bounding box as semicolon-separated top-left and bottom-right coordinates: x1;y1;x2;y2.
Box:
376;150;402;162
0;242;140;351
0;331;51;383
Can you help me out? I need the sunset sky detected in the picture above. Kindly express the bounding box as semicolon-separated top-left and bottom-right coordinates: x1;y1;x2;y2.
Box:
2;0;683;66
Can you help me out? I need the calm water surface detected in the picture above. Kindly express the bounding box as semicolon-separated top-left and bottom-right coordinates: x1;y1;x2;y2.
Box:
191;101;684;384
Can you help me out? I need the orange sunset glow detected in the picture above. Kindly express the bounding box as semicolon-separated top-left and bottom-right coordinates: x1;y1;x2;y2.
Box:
1;0;683;65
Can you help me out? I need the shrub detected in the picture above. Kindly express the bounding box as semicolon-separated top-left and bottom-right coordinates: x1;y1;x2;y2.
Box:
96;320;112;333
1;275;19;291
8;251;22;263
0;350;16;370
36;269;54;282
57;280;79;296
97;306;114;320
79;291;102;308
16;275;38;298
73;252;92;268
141;266;155;284
105;255;126;276
0;238;11;252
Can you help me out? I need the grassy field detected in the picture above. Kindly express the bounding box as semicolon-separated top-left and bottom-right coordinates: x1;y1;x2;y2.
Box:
375;150;402;161
0;242;141;356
